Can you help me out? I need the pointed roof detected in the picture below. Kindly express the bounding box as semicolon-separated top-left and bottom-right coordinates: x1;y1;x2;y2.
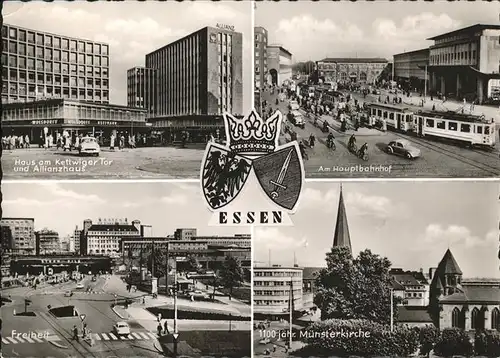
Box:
439;249;463;275
333;185;352;253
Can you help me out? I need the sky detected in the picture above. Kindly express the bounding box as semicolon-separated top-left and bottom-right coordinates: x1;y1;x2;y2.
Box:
3;1;252;109
254;181;500;279
255;2;500;62
2;182;249;238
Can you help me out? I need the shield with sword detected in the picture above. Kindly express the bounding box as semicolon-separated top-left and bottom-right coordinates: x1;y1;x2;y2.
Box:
253;143;303;211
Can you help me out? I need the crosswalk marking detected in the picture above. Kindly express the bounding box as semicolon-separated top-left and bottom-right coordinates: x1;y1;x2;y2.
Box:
16;337;26;343
131;332;142;339
94;334;102;341
120;335;128;340
2;334;62;345
6;337;18;344
108;333;118;340
24;337;35;343
90;332;159;342
147;332;157;339
32;336;44;343
139;332;150;339
101;333;110;340
2;338;10;344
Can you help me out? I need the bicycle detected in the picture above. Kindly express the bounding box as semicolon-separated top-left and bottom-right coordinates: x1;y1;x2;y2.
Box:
326;138;336;151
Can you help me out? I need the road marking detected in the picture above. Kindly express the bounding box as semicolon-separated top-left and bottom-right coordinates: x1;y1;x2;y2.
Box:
108;333;118;340
119;335;128;340
15;337;26;343
2;338;10;344
127;334;133;340
23;337;35;343
32;336;44;343
146;332;157;340
131;332;142;339
139;332;150;339
6;337;18;344
45;335;61;342
101;333;110;340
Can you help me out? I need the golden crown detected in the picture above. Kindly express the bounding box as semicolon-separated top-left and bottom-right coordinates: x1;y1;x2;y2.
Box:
225;109;282;155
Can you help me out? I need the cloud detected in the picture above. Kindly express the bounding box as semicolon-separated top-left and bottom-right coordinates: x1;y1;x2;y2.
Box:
40;183;105;204
422;224;494;248
255;227;309;250
185;2;243;23
2;198;49;207
160;194;189;205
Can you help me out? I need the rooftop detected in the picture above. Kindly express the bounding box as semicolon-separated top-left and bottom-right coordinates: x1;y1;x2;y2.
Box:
394;48;430;57
88;224;140;232
319;57;388;64
427;24;500;41
439;284;500;304
2;98;148;112
397;306;433;323
302;267;324;280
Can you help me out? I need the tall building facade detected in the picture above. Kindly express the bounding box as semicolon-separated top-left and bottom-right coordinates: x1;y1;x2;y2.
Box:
426;24;500;103
35;229;60;255
126;66;156;114
267;45;293;86
393;48;430;92
73;226;81;255
317;58;388;85
2;23;110;105
0;218;35;256
80;218;141;257
254;27;268;90
139;25;243;142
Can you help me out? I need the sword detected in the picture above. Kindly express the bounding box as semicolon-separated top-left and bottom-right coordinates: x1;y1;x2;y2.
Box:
270;149;294;199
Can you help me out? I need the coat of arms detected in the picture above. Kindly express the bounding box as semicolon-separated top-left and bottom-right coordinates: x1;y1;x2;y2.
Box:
200;109;304;224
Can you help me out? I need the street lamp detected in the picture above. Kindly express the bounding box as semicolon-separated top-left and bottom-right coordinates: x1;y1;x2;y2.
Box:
390;288;394;332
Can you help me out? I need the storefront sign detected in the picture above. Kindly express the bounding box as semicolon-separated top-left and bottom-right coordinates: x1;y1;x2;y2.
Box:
216;23;234;31
32;120;59;125
97;121;117;126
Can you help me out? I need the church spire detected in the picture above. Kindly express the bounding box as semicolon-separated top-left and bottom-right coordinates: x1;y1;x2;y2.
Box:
333;184;352;253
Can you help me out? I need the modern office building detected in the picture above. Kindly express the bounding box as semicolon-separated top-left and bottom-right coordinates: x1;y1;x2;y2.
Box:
253;265;305;318
0;218;36;256
2;23;110;105
1;98;148;143
126;66;156;114
129;25;243;142
9;255;113;276
174;228;198;241
317;58;388;85
35;229;60;255
426;24;500;103
393;48;430;92
80;218;141;257
73;226;81;255
254;27;268;90
267;45;293;86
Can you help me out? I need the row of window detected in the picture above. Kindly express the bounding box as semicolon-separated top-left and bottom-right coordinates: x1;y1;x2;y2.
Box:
423;117;491;134
255;271;302;277
2;26;108;55
3;83;108;98
254;290;301;296
429;50;477;66
405;292;424;298
254;300;291;305
4;55;109;76
3;41;109;66
319;63;386;70
4;72;108;88
451;307;499;330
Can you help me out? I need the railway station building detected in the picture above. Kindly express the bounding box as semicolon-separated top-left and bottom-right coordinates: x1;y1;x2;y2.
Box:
316;58;388;85
426;24;500;104
393;48;430;92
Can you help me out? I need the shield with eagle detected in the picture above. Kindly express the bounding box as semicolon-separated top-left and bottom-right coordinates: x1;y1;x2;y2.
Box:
253;143;303;211
201;142;253;210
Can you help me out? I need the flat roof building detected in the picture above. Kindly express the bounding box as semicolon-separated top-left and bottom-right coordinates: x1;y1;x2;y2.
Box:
126;66;156;115
317;57;388;85
0;218;36;256
254;27;268;90
267;45;293;87
126;25;243;143
426;24;500;103
2;23;110;105
393;48;430;92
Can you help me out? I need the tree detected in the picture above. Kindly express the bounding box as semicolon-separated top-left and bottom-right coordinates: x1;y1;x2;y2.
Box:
146;249;169;278
219;256;244;299
185;254;199;273
313;246;399;324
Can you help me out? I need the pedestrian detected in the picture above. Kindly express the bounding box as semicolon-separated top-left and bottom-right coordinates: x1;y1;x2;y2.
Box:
157;322;163;336
73;325;79;341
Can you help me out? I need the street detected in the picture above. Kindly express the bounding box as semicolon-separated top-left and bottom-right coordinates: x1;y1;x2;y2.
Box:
1;146;204;180
1;275;164;358
262;89;500;178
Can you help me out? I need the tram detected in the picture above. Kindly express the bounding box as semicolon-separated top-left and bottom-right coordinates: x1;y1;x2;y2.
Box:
414;111;496;147
367;103;415;131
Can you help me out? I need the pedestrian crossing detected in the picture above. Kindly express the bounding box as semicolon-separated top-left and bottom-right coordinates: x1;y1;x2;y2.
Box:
92;331;158;341
1;334;61;345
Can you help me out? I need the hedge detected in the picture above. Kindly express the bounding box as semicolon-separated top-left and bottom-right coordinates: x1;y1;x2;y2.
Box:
415;325;440;355
434;327;473;357
147;306;250;321
474;330;500;357
299;319;419;357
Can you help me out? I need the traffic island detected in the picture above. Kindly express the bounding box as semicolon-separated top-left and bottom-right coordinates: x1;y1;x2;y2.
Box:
48;305;79;318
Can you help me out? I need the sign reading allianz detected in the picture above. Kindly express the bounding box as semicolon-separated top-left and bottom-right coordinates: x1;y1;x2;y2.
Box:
216;23;235;32
200;109;305;226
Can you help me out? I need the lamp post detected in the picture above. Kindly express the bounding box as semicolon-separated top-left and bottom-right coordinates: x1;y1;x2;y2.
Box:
424;65;428;101
173;257;179;357
390;288;394;332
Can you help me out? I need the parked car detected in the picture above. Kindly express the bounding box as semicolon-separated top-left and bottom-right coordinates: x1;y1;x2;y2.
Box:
79;137;100;157
288;100;300;111
75;283;84;289
113;321;131;336
259;338;271;344
189;290;210;300
386;139;421;159
64;290;73;297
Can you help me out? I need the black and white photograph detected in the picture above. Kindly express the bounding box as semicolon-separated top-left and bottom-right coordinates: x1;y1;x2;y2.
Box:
1;182;251;358
1;1;252;179
253;181;499;357
255;2;500;178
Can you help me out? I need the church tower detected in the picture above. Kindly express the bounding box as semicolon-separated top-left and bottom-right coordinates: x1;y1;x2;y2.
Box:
333;184;352;253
